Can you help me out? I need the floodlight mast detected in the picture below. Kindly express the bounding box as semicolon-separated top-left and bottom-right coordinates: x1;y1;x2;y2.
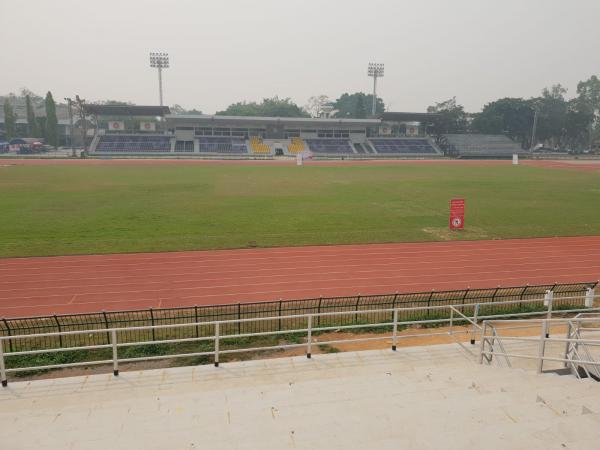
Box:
367;63;384;116
149;52;169;106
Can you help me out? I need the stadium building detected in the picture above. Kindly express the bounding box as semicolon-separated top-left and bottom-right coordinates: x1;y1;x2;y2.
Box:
84;104;526;158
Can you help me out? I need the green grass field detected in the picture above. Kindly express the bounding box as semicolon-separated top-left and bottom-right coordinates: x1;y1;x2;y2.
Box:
1;163;599;258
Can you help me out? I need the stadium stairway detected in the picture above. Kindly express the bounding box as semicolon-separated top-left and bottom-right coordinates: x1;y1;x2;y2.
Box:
89;134;101;153
2;344;599;449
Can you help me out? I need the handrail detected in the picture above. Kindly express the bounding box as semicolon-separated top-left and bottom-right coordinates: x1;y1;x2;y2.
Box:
0;290;597;387
2;296;597;343
479;316;600;377
449;305;481;329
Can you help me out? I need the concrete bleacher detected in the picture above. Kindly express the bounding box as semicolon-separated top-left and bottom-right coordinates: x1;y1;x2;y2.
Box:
95;135;171;153
305;138;354;154
198;137;248;154
2;343;598;449
445;134;525;158
369;138;441;155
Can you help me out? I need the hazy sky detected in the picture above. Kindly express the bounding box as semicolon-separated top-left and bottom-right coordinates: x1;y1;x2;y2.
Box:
2;0;599;113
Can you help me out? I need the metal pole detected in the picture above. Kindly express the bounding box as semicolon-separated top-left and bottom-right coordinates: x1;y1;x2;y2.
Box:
111;329;118;376
67;99;75;157
545;290;553;338
306;315;312;358
531;108;538;150
158;67;164;107
563;321;572;369
478;321;487;364
214;322;220;367
471;303;479;345
392;309;398;351
372;76;377;116
537;321;548;373
0;339;7;387
585;287;595;308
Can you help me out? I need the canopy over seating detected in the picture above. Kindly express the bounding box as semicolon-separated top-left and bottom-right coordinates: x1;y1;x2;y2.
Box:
84;105;171;117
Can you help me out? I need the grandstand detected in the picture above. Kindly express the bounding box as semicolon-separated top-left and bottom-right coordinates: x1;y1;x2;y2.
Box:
198;136;247;154
88;110;445;158
84;107;530;160
444;134;527;158
96;134;171;153
369;138;440;155
305;138;354;154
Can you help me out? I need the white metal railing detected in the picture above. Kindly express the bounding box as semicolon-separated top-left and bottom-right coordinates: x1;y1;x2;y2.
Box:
0;289;597;386
479;316;600;379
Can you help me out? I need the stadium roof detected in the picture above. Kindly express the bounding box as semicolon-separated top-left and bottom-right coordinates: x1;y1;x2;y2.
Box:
84;105;171;116
379;112;439;122
166;114;380;126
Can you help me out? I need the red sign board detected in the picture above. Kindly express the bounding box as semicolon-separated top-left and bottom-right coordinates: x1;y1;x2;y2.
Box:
449;199;465;230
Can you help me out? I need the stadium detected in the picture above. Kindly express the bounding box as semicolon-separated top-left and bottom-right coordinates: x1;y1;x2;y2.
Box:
2;2;600;449
49;105;527;159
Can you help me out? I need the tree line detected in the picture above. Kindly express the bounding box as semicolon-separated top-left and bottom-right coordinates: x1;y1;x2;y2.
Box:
216;93;385;119
5;73;597;150
2;89;59;147
427;75;600;150
214;74;599;150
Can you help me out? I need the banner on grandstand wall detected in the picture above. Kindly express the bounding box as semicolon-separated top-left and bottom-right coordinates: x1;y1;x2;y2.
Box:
449;199;465;230
379;123;393;135
108;121;125;131
139;121;156;132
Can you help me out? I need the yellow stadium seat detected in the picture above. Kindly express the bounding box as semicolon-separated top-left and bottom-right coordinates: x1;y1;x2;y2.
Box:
250;136;271;154
287;137;305;154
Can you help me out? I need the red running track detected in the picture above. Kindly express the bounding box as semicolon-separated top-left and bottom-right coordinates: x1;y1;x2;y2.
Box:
1;236;599;318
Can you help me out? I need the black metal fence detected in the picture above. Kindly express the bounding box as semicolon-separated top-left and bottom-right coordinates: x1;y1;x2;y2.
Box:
0;282;595;353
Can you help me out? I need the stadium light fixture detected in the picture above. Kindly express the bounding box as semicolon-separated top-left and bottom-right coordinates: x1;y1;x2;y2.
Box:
149;52;170;106
367;63;384;116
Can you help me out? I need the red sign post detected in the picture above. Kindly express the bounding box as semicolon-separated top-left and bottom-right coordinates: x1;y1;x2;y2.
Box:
449;199;465;230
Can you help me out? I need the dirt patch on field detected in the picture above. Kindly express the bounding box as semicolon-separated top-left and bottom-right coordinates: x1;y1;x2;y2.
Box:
422;226;490;240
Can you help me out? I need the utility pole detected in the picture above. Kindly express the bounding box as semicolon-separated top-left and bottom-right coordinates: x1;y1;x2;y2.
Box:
530;108;539;150
64;98;75;157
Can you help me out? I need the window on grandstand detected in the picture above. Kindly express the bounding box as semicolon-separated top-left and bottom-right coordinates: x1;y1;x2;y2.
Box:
213;128;231;136
285;130;300;138
350;129;366;134
249;128;266;138
317;129;349;138
175;140;194;151
195;127;213;136
176;127;194;131
231;128;247;137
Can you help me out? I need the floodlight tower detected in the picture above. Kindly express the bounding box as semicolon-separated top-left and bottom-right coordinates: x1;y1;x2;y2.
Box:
367;63;384;116
149;52;169;106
